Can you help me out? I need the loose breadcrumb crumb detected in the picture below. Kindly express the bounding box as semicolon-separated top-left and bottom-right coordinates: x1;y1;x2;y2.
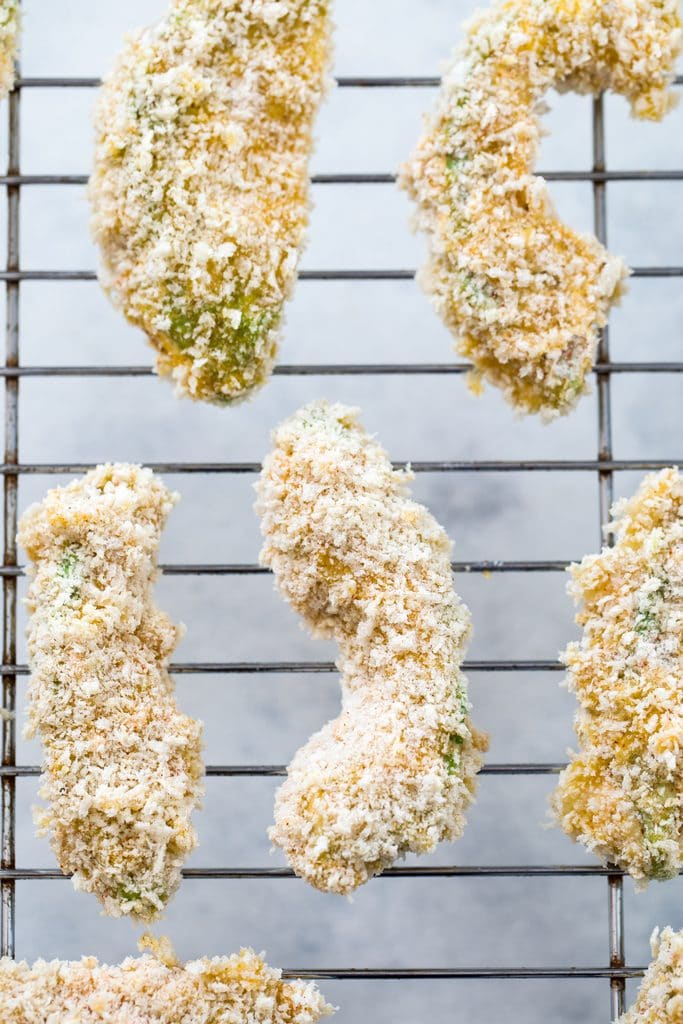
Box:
552;468;683;884
400;0;681;419
256;401;487;894
620;926;683;1023
18;464;204;922
0;945;334;1023
0;0;19;98
90;0;332;405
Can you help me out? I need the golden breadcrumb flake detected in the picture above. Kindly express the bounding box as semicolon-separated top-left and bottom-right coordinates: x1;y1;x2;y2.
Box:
0;945;334;1023
400;0;681;419
620;926;683;1023
18;464;204;922
256;401;487;894
90;0;332;405
0;0;19;98
552;468;683;884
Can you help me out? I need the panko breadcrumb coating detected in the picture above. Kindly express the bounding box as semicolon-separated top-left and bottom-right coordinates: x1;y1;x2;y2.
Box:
0;945;333;1023
256;401;487;894
400;0;681;418
552;468;683;884
619;926;683;1023
18;464;204;921
90;0;332;405
0;0;19;98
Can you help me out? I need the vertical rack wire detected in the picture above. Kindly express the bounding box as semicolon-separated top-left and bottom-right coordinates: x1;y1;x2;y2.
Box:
1;36;20;960
591;93;625;1021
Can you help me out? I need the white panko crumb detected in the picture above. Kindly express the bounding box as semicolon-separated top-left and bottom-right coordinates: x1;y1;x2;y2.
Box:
619;927;683;1023
18;464;204;922
0;945;334;1024
0;0;19;98
400;0;681;419
90;0;332;406
256;401;488;894
552;468;683;885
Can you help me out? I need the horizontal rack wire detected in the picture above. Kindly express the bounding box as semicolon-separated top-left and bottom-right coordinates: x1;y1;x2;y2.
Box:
0;868;653;883
0;762;565;778
2;268;682;279
0;871;647;884
13;75;683;87
0;660;565;674
4;170;683;185
0;460;677;473
0;362;681;376
0;559;571;576
2;43;682;1021
0;763;567;777
278;968;647;980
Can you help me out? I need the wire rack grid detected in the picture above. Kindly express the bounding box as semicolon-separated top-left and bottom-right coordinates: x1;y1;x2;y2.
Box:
1;14;682;1022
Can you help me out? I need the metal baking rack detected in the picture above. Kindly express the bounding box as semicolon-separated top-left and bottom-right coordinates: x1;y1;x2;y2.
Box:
1;17;682;1019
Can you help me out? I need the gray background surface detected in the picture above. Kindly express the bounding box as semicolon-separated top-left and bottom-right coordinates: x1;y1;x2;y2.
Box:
2;1;682;1020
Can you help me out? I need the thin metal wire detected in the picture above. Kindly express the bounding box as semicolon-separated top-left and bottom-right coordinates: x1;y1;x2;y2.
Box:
12;73;683;87
0;559;571;577
1;47;20;960
0;762;567;778
1;267;682;280
0;867;644;880
0;361;681;376
4;169;683;186
0;660;565;674
591;94;626;1022
0;51;679;1002
0;459;677;475
279;968;647;981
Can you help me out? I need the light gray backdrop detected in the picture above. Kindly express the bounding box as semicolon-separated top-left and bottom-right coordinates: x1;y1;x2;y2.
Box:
2;1;682;1021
